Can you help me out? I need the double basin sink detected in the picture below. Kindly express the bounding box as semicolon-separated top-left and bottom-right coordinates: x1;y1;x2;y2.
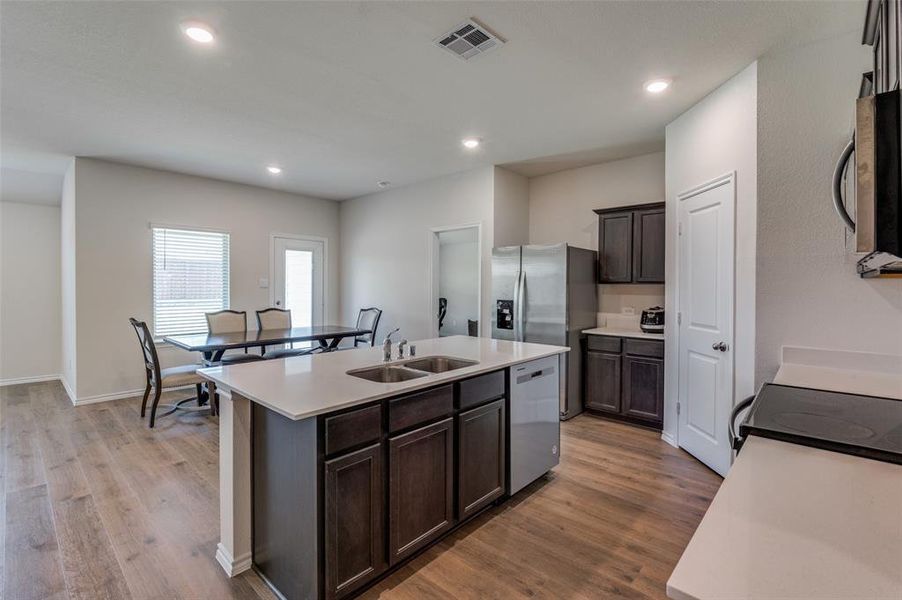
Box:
347;355;478;383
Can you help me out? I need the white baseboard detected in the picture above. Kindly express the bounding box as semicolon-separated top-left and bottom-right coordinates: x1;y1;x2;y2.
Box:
661;431;678;448
0;374;196;409
72;383;195;406
72;387;148;406
60;376;75;403
215;543;252;577
0;373;61;387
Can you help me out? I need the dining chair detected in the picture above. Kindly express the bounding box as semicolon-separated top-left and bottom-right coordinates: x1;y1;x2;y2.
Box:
205;309;265;365
129;318;209;428
354;307;382;347
255;308;316;359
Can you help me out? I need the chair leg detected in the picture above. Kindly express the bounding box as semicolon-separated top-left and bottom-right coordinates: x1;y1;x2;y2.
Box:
196;383;204;407
140;374;152;418
148;386;162;428
208;382;218;416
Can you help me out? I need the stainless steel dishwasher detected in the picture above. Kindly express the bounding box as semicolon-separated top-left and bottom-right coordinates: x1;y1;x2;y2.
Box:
509;354;561;495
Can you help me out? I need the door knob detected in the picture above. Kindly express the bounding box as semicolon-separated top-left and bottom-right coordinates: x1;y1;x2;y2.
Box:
712;341;729;352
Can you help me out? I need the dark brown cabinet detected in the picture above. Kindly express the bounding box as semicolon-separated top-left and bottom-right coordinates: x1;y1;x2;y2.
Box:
388;417;454;564
622;356;664;423
458;399;506;520
324;443;385;600
595;203;665;284
584;335;664;428
584;351;621;413
597;211;634;282
633;207;665;282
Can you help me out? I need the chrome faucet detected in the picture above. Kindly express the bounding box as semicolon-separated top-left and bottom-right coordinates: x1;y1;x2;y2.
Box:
383;328;400;362
397;339;408;359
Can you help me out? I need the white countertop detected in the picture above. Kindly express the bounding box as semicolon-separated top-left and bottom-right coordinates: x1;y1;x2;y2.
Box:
667;435;902;600
582;326;664;341
199;336;568;421
667;348;902;600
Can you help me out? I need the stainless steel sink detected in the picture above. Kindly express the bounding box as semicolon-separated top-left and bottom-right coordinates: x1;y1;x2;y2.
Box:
347;355;479;382
401;356;479;373
346;365;428;383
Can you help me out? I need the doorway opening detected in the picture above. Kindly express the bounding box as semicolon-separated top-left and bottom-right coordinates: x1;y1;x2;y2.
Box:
429;224;481;338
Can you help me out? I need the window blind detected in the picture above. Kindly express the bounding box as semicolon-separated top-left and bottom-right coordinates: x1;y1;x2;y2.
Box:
152;227;230;337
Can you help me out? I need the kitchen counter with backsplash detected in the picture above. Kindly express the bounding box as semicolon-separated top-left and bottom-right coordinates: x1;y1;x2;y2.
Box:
582;312;664;340
667;347;902;600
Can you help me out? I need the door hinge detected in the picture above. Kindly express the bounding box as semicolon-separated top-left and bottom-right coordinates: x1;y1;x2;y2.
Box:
677;312;682;325
678;222;683;236
677;402;681;416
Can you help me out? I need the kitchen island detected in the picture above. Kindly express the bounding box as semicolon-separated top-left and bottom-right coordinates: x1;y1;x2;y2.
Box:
199;335;568;600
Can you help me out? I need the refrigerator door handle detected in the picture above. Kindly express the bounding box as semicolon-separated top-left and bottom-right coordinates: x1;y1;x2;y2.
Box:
516;269;526;342
511;268;521;342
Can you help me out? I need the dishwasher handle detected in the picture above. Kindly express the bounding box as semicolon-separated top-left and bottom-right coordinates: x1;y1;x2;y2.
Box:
515;365;555;385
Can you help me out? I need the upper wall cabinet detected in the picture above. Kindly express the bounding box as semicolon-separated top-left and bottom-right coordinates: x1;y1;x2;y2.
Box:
594;203;665;284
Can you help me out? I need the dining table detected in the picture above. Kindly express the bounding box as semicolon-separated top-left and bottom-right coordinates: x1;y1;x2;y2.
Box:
163;324;373;362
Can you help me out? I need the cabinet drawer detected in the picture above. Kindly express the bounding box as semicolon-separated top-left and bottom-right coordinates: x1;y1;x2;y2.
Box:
587;335;621;353
624;338;664;359
324;404;382;457
457;370;505;410
388;385;453;434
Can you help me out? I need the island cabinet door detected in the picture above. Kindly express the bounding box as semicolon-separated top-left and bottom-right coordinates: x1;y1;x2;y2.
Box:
324;443;385;600
388;417;454;565
458;398;506;520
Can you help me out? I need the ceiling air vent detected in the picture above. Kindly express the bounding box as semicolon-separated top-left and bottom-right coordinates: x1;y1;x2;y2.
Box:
435;19;505;61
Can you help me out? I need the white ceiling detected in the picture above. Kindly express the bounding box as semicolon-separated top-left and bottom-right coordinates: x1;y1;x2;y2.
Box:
1;1;863;202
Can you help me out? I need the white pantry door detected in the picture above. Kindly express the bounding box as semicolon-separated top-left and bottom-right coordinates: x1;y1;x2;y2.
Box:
272;236;324;328
677;174;735;477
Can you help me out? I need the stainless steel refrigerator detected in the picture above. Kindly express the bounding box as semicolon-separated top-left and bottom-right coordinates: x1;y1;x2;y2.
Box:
491;243;597;419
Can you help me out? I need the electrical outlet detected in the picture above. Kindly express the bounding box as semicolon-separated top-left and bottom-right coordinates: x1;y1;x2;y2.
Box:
622;307;636;316
258;278;269;288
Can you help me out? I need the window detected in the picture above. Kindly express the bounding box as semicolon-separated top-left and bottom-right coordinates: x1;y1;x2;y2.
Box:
152;226;230;337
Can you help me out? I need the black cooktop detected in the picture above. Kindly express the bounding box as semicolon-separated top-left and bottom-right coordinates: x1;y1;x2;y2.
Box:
740;383;902;465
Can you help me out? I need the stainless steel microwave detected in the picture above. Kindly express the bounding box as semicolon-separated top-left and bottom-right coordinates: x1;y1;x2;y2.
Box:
832;0;902;278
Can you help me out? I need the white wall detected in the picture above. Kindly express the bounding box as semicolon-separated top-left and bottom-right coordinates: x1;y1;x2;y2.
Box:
61;160;77;395
528;152;666;316
0;202;61;383
664;63;758;445
340;167;496;342
68;158;340;402
493;167;529;248
756;31;901;382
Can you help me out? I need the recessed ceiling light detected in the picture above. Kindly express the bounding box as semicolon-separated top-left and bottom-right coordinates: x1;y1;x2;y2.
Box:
377;180;391;188
181;21;215;44
462;137;481;150
266;165;282;175
644;79;671;94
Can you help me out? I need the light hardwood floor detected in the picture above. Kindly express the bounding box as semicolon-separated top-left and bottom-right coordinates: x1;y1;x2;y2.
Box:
1;381;721;600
